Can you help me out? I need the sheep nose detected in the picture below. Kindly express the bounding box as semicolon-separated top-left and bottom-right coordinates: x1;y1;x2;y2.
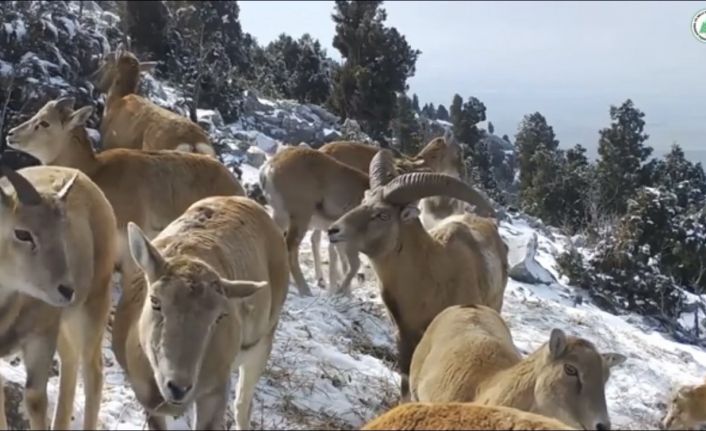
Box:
57;284;75;302
166;380;192;402
595;422;610;431
328;227;340;236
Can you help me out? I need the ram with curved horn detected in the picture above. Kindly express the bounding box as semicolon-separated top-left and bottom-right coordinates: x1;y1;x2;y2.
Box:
327;149;507;400
92;44;215;156
306;138;467;294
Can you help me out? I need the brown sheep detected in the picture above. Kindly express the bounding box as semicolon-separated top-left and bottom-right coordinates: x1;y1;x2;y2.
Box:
7;97;245;298
661;378;706;430
0;166;116;429
92;45;215;156
112;197;289;429
410;304;626;430
327;149;503;400
362;402;575;430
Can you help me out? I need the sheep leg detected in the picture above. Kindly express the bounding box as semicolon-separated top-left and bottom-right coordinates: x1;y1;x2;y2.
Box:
310;229;326;288
79;304;109;430
233;334;273;430
285;215;312;296
0;374;6;430
195;384;229;430
22;332;57;430
328;241;341;292
52;330;79;430
336;246;360;296
147;414;167;430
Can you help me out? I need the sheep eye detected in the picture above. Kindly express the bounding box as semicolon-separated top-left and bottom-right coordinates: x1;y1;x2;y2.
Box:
375;212;390;221
14;229;35;245
39;121;50;128
150;296;161;311
564;364;578;376
215;313;228;324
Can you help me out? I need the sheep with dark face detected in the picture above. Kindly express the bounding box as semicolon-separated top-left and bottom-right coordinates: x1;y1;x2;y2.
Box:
327;149;507;400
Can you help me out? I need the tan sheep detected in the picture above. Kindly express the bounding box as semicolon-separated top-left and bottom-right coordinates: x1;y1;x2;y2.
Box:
410;304;626;430
0;165;116;430
362;402;576;430
92;45;215;156
112;196;289;430
661;378;706;430
7;97;245;298
259;146;370;296
327;149;504;400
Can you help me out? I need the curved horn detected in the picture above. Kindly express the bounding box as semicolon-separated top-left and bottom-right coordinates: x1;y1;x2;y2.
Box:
368;149;397;190
382;172;496;218
0;165;42;206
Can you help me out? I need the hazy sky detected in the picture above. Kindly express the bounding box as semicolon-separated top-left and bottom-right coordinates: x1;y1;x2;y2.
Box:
239;1;706;164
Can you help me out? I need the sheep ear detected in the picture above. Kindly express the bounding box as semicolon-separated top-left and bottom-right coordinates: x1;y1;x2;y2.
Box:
56;172;78;202
54;97;76;120
127;222;165;282
219;279;267;299
549;328;567;359
400;204;420;222
66;106;93;129
139;61;158;72
602;353;627;369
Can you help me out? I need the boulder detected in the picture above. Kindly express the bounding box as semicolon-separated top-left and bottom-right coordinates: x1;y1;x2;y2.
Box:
507;232;557;285
245;146;267;168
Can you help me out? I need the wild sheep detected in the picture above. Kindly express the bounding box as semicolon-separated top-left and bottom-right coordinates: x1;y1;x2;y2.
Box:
362;402;575;430
413;136;475;230
327;149;504;400
410;304;626;430
7;97;245;297
259;146;370;296
112;196;289;430
309;138;466;293
92;45;215;156
0;165;117;430
661;378;706;430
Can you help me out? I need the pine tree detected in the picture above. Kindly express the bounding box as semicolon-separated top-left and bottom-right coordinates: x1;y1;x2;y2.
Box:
330;0;420;143
164;0;248;121
420;102;436;119
262;33;333;104
411;94;420;113
514;112;559;200
436;104;449;121
488;121;494;135
596;99;652;215
125;1;170;58
391;93;422;155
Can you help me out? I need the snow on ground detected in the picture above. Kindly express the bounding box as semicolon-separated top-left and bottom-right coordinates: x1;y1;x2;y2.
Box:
1;196;704;430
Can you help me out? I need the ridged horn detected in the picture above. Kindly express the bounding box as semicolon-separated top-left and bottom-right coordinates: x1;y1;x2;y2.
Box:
0;165;42;206
382;172;496;218
368;149;397;190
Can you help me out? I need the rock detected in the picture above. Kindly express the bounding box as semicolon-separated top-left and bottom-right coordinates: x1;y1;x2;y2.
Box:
197;109;224;131
323;128;342;141
242;90;274;115
507;232;557;285
307;104;340;125
3;380;29;430
246;146;267;168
